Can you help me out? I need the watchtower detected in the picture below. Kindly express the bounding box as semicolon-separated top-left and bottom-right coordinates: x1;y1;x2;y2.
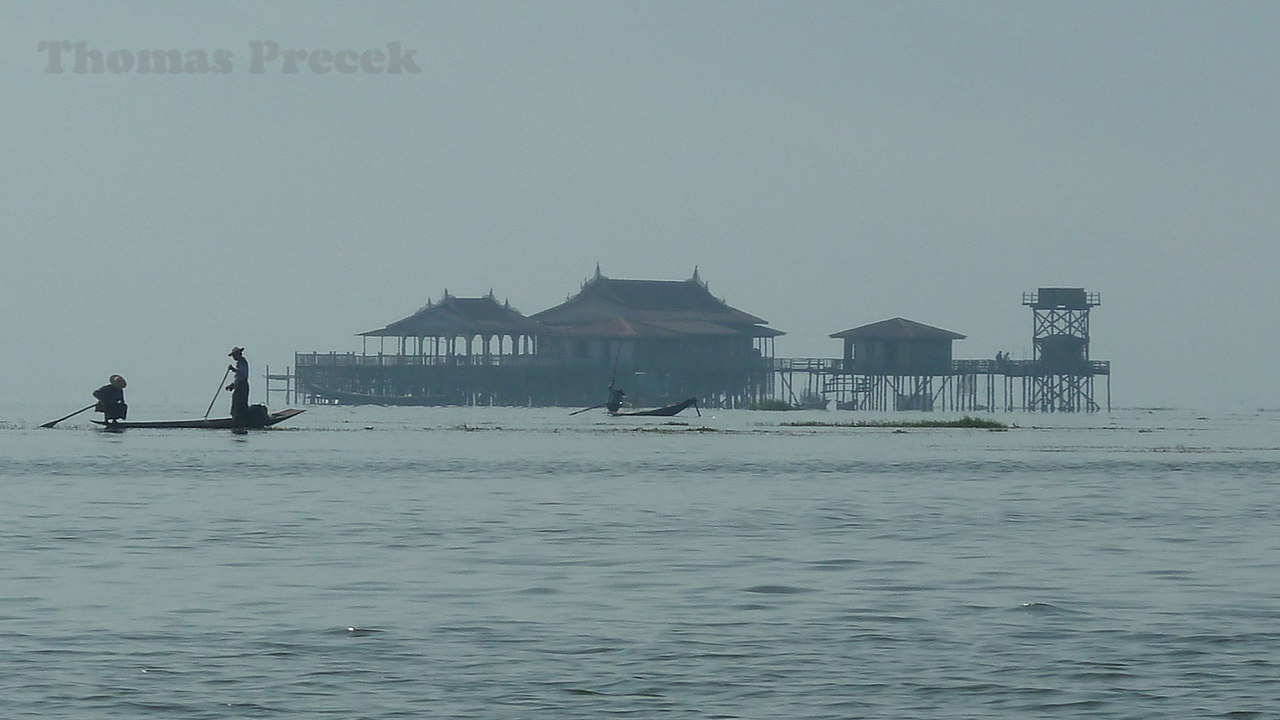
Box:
1021;287;1105;411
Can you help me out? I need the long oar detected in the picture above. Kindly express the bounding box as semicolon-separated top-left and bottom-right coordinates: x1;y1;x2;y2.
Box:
205;366;231;419
569;402;607;416
40;403;96;429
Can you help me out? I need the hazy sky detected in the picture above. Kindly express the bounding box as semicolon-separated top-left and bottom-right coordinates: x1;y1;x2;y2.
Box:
4;2;1278;411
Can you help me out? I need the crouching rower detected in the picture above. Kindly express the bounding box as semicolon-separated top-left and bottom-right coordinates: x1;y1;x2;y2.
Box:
93;374;128;424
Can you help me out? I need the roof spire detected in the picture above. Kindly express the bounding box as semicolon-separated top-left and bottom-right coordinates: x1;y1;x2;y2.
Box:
594;263;603;280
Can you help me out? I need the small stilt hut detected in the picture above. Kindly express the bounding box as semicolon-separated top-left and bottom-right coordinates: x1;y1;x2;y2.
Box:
829;317;965;411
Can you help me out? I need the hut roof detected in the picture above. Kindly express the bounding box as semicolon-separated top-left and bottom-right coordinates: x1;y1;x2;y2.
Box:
531;269;780;338
361;292;541;338
829;317;965;341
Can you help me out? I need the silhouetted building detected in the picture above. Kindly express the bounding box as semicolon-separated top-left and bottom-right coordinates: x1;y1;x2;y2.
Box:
532;268;782;407
297;291;542;406
295;270;782;408
830;317;964;376
826;318;966;410
290;278;1112;412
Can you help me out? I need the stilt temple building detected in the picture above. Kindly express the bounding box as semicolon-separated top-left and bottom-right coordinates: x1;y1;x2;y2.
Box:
298;291;543;406
295;269;780;408
292;278;1110;412
531;268;781;407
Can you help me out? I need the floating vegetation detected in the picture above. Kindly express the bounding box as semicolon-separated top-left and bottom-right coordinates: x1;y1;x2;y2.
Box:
630;425;722;433
780;416;1011;429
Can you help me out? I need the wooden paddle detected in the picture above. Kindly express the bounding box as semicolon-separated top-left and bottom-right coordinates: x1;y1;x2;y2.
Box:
569;403;606;416
40;403;96;429
205;366;232;419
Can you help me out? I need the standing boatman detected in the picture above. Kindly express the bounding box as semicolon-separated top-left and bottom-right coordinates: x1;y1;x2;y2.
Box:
225;346;249;422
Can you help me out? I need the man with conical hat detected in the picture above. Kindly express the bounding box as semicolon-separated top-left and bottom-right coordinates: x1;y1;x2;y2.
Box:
92;374;128;424
225;347;249;423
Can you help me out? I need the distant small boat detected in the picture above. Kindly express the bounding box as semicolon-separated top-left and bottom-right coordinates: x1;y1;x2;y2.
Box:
610;397;699;417
92;408;305;430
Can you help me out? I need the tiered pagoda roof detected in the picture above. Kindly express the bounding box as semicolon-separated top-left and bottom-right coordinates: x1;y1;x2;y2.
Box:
532;268;782;338
361;291;541;338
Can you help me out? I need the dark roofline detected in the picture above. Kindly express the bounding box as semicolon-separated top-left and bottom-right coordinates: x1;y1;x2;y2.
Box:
531;269;772;329
830;317;965;341
361;293;541;337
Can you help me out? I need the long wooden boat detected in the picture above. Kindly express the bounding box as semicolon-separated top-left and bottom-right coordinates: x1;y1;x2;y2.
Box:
610;397;699;417
92;408;305;430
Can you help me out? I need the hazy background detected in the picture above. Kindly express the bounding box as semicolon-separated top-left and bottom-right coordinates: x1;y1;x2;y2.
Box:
4;2;1277;411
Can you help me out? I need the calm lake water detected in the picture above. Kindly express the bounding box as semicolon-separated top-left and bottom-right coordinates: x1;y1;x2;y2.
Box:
2;404;1277;718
